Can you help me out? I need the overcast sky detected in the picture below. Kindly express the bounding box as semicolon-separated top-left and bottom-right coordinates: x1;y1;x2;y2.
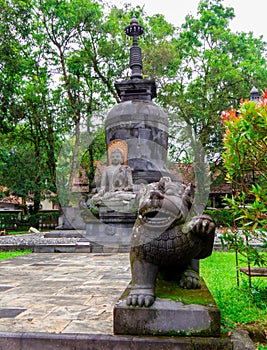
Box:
107;0;267;41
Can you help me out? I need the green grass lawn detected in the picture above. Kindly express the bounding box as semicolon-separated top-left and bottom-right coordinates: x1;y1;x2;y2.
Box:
201;251;267;347
5;231;30;235
0;250;32;260
6;229;50;235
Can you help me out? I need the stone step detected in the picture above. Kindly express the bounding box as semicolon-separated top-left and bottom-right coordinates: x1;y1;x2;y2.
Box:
0;332;233;350
0;243;92;253
44;231;85;238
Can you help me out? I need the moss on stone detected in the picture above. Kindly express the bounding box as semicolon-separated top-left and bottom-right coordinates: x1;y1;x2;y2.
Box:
155;276;217;307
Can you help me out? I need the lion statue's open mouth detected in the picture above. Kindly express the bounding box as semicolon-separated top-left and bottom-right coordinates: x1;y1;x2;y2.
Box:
136;177;191;231
140;208;176;227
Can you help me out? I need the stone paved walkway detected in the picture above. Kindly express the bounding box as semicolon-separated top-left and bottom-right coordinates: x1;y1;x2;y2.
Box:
0;253;131;334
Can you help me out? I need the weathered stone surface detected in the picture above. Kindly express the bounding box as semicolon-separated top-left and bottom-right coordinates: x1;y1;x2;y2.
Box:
106;100;169;135
127;177;216;308
0;231;86;253
91;143;136;214
57;206;86;230
193;336;233;350
114;281;220;337
85;221;133;248
0;332;233;350
97;207;136;225
0;286;13;292
231;330;256;350
44;231;84;238
0;253;131;335
105;100;169;180
0;308;26;318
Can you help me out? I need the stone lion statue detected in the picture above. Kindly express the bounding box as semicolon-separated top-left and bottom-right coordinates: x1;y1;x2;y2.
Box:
127;177;215;307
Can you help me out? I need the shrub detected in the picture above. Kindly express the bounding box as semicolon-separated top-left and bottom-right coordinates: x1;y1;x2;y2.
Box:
205;208;234;227
0;211;59;231
221;93;267;287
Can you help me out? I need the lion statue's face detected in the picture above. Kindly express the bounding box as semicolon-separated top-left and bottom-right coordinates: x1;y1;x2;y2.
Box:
136;177;194;231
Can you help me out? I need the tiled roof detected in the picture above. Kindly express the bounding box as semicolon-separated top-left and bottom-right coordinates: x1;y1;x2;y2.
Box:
169;164;232;194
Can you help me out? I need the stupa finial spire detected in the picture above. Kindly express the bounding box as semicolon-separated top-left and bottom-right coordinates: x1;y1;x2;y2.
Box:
125;15;144;79
115;15;156;101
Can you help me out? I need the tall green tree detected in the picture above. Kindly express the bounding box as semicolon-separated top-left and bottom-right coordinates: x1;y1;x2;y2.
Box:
0;132;50;211
143;0;267;163
139;0;267;209
0;0;146;209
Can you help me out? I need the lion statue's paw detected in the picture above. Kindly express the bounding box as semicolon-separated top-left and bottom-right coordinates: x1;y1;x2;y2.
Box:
126;290;155;307
179;269;201;289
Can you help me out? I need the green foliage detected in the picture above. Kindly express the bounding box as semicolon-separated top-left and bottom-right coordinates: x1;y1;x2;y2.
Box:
160;0;267;164
201;252;267;332
0;211;59;231
223;99;267;187
222;94;267;286
0;0;128;208
204;209;234;227
0;138;47;204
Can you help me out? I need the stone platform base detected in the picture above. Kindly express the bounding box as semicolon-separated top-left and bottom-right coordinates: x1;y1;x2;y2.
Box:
114;280;220;337
84;221;133;248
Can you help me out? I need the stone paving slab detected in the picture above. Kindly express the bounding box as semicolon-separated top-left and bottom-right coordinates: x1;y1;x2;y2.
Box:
0;253;131;334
